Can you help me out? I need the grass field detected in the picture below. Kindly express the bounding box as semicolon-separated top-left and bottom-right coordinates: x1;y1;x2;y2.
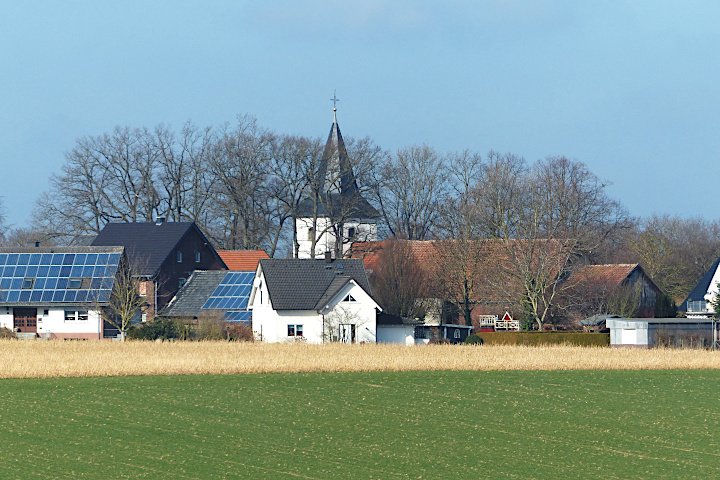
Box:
1;370;719;479
1;340;720;378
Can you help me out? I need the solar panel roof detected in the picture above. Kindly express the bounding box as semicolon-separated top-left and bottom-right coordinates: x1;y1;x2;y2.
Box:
201;271;254;310
0;247;124;306
223;311;252;324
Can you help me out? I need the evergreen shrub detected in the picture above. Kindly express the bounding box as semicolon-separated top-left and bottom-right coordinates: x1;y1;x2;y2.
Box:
473;331;609;347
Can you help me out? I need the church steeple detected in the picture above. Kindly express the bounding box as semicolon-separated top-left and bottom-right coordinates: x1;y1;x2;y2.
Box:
319;93;358;198
294;94;380;259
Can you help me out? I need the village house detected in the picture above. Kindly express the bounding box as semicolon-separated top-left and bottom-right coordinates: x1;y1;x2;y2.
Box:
90;219;227;319
679;257;720;318
248;256;380;343
0;246;124;339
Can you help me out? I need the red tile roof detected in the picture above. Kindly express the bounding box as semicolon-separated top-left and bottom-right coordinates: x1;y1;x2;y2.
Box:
566;264;639;287
217;250;269;271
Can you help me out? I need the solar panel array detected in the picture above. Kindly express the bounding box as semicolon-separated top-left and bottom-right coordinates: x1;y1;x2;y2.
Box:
0;252;121;304
223;311;252;324
201;271;254;310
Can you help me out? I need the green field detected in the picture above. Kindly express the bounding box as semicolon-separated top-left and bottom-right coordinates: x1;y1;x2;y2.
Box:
1;370;718;479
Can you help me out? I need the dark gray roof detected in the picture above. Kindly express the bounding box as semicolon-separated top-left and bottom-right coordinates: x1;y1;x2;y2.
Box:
91;221;206;276
579;314;622;326
260;258;373;311
679;257;720;311
377;312;422;326
68;234;98;246
297;193;380;219
162;270;227;317
296;114;380;220
314;276;353;310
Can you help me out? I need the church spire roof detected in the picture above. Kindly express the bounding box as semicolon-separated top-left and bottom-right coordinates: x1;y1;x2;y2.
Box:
320;93;358;197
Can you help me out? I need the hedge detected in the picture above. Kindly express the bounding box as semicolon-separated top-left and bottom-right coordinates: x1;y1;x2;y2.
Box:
465;332;609;347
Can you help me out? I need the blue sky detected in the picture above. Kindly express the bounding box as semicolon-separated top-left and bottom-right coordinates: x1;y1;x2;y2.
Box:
2;1;719;228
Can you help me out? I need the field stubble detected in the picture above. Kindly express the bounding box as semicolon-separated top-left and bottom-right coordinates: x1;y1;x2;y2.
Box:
1;340;719;378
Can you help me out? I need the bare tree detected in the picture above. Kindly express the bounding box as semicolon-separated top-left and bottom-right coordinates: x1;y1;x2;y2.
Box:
368;240;427;318
472;154;629;330
207;115;274;250
267;135;325;257
104;260;147;341
374;145;448;240
154;122;217;225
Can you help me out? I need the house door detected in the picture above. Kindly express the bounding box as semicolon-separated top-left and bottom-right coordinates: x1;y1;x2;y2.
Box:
339;324;356;343
14;308;38;333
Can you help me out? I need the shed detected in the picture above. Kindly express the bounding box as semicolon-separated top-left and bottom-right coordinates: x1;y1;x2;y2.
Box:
606;317;717;348
376;313;422;345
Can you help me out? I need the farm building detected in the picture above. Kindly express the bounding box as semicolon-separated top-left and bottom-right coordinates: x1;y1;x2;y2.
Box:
162;270;254;324
606;317;718;348
0;246;124;339
249;256;380;343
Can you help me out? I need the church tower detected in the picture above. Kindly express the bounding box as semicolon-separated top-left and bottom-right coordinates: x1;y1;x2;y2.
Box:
295;95;379;259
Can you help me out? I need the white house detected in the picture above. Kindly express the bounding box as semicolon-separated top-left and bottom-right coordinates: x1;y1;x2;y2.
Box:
680;257;720;318
248;257;380;343
0;246;124;340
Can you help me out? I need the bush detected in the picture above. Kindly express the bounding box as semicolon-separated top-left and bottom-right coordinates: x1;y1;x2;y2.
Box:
226;322;254;342
194;315;227;340
0;327;17;339
477;331;609;347
464;334;484;345
131;318;180;341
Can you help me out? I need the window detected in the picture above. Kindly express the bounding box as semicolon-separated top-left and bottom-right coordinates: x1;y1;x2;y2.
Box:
343;294;356;302
177;251;183;263
339;324;356;343
22;278;34;289
347;227;356;240
179;277;186;288
307;227;314;241
288;324;303;337
65;310;89;322
67;278;91;289
195;250;201;263
453;329;461;339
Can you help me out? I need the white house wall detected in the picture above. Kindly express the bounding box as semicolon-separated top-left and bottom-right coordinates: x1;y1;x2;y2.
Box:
0;306;103;340
377;325;415;345
296;217;377;259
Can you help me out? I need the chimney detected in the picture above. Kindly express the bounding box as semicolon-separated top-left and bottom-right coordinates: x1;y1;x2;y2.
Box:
155;217;166;226
324;251;332;263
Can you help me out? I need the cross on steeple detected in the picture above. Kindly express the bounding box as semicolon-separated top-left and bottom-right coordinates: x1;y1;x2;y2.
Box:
330;90;339;111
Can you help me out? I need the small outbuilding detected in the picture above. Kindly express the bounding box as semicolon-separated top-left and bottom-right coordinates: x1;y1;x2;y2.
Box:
376;313;422;345
606;317;717;348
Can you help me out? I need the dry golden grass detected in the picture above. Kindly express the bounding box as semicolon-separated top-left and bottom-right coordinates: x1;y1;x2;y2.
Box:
0;340;719;378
